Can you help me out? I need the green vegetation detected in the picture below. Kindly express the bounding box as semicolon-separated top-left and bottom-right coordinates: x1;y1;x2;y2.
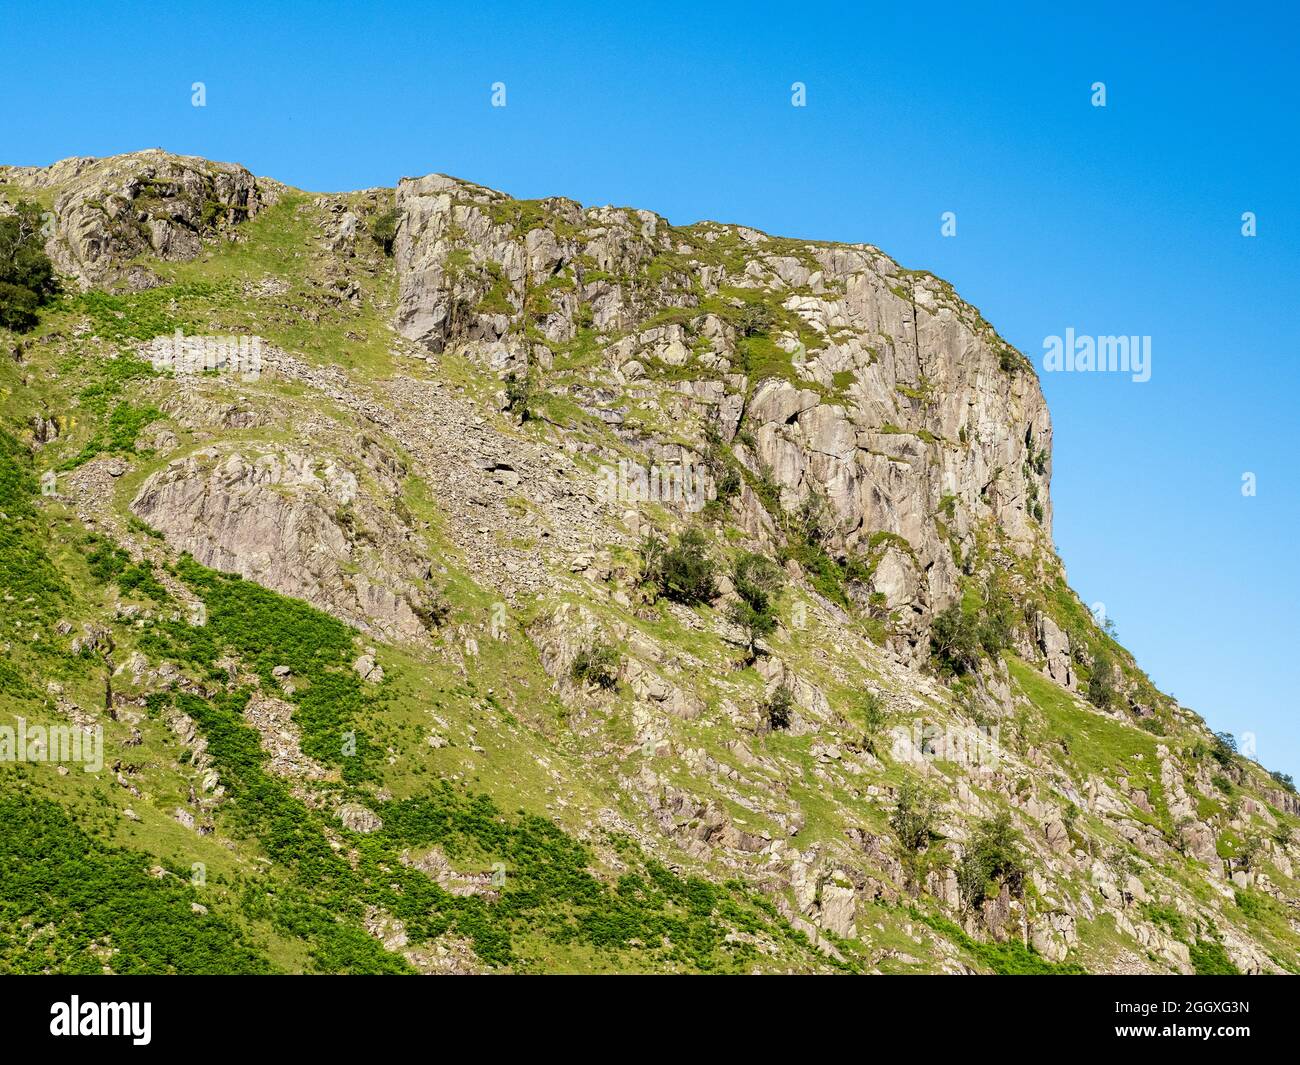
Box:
774;491;873;613
53;545;823;973
1149;899;1248;972
1189;935;1240;975
368;207;400;256
1210;730;1238;768
86;535;169;601
503;371;535;421
0;429;69;630
728;551;784;661
60;400;162;469
850;690;891;753
476;261;515;317
764;684;795;731
915;911;1085;975
957;811;1027;909
66;282;221;341
1235;889;1281;922
0;200;58;331
890;777;940;889
571;641;620;690
1088;648;1117;709
479;197;581;241
141;555;382;783
890;777;939;855
375;786;816;971
0;794;273;974
930;604;983;675
735;302;775;338
700;425;742;519
930;577;1017;676
1140;900;1187;939
151;684;814;972
781;538;870;613
640;527;717;605
2;158;1296;977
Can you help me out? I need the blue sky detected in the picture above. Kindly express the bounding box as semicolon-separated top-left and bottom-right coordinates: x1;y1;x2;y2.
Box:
4;1;1298;777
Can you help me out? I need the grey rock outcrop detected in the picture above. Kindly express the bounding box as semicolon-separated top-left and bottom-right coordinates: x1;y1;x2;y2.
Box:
1031;911;1078;963
0;149;271;288
129;446;441;642
1036;612;1076;690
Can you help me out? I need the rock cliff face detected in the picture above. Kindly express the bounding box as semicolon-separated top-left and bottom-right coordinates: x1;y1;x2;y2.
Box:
4;151;1298;977
130;442;440;643
1;149;272;289
394;172;1052;649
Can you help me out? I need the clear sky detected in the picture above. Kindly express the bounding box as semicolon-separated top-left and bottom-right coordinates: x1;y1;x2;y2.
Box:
3;0;1297;778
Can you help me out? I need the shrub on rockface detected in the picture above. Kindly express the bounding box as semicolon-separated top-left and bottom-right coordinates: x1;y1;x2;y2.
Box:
1189;936;1240;976
728;551;784;661
930;604;983;676
735;302;775;338
571;641;620;690
503;371;535;421
701;425;741;517
976;578;1016;655
0;282;40;331
781;488;834;549
890;778;940;861
641;527;716;605
0;201;58;332
930;582;1018;677
957;811;1027;910
1211;730;1238;767
368;207;399;256
1087;649;1117;709
764;685;795;731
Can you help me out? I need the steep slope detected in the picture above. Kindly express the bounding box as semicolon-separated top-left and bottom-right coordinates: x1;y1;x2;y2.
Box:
0;151;1296;975
392;172;1050;653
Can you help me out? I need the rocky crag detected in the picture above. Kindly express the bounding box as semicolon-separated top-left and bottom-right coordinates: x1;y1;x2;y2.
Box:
0;150;1296;975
